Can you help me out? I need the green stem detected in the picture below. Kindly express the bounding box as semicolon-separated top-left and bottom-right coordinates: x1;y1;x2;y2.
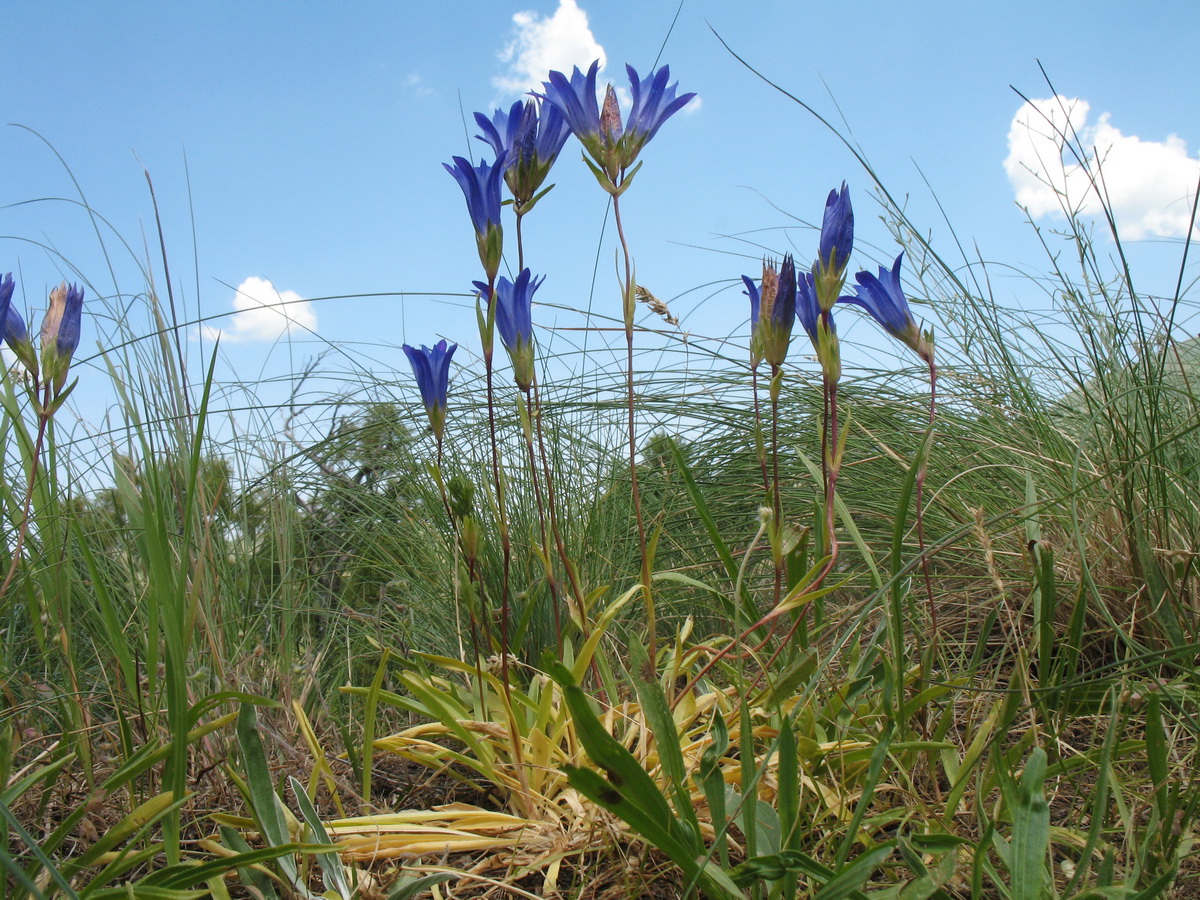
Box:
611;193;654;663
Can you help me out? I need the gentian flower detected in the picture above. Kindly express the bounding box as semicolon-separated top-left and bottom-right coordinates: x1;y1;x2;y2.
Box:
403;339;457;442
0;273;20;349
746;255;797;369
1;274;35;377
796;270;821;348
541;60;694;190
444;154;508;281
474;268;543;391
0;273;13;327
622;64;695;163
474;99;570;211
840;252;932;362
40;282;84;391
812;182;854;311
540;61;603;161
799;269;840;381
741;274;763;368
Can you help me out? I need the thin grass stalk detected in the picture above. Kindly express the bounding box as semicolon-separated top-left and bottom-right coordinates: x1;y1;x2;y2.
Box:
769;365;784;611
916;355;938;639
479;280;513;682
517;387;561;643
611;194;654;662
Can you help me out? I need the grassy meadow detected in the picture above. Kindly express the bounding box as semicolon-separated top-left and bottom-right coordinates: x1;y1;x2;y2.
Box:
3;71;1200;900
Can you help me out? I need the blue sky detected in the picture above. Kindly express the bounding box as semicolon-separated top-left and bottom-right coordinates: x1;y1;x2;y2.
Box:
3;0;1199;453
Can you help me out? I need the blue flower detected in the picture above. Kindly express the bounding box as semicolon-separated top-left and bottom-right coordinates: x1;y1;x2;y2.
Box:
541;60;694;188
444;154;507;279
403;339;457;441
474;269;543;390
39;282;84;391
742;274;761;359
744;256;796;369
0;273;15;337
813;182;854;311
840;252;932;361
474;99;570;210
1;273;35;374
796;269;822;347
622;63;695;162
540;60;602;151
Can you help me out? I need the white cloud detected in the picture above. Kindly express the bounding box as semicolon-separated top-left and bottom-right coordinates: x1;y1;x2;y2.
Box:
1005;96;1200;240
493;0;606;97
404;72;435;98
204;276;317;343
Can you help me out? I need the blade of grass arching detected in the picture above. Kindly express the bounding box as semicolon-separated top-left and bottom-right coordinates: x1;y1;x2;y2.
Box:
236;704;291;848
739;689;759;876
100;711;240;794
887;432;931;737
1062;685;1120;895
0;798;81;900
70;519;137;704
1008;747;1050;900
698;709;730;868
629;641;702;840
145;844;322;891
0;752;75;807
385;872;457;900
217;825;279;900
664;437;744;624
160;348;220;864
775;711;800;900
549;662;743;900
360;648;391;810
811;843;896;900
60;791;185;881
235;707;310;899
833;724;894;869
795;449;882;590
79;845;165;894
568;764;744;899
288;776;353;900
292;701;347;819
1056;581;1088;701
1144;691;1170;822
1024;474;1056;692
942;695;1007;820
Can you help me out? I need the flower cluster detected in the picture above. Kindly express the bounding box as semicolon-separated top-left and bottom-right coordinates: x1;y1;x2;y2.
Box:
416;59;693;431
540;61;695;192
475;99;571;212
740;184;932;375
1;274;86;396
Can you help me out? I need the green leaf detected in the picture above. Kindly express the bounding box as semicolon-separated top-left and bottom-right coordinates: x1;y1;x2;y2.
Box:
1009;747;1050;900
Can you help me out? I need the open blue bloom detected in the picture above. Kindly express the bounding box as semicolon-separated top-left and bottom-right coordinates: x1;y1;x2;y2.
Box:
403;339;457;441
474;99;570;210
840;252;932;362
540;61;602;150
474;269;543;391
444;154;508;280
541;60;694;188
813;182;854;311
39;282;85;391
622;63;695;161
